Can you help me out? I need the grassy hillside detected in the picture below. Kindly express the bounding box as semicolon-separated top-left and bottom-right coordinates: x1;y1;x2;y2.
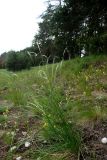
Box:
0;55;107;159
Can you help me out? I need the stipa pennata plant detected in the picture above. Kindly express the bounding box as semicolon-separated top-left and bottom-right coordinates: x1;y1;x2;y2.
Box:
29;59;82;155
6;73;27;106
8;87;26;106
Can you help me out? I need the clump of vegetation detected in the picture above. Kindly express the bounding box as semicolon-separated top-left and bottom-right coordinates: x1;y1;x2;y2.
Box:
6;51;31;71
31;72;81;152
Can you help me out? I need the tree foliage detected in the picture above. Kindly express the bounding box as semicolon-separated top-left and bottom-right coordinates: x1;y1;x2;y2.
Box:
6;50;31;71
33;0;107;60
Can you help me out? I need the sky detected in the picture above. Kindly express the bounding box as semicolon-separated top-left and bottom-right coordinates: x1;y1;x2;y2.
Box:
0;0;46;55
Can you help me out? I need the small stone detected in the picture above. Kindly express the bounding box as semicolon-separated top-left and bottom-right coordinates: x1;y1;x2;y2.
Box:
101;137;107;144
25;141;31;148
43;140;47;144
16;156;22;160
22;131;27;136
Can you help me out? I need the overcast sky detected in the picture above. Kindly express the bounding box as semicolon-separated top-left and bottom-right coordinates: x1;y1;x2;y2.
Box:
0;0;46;54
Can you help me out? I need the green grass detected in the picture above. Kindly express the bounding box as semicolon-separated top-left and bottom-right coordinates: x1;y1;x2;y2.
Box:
0;54;107;159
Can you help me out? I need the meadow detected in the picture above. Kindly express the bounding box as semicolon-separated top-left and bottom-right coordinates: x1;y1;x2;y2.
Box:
0;55;107;160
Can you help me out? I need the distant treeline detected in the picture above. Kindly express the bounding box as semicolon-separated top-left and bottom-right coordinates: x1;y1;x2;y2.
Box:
0;47;42;71
0;0;107;71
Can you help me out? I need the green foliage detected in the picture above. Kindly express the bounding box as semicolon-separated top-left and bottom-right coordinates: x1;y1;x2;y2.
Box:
0;115;8;123
3;132;14;145
6;50;31;71
30;62;81;155
32;0;107;60
0;106;7;114
8;87;27;106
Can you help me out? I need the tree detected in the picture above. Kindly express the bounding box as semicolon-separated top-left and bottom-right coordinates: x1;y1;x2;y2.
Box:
6;50;32;71
33;0;107;62
6;51;18;71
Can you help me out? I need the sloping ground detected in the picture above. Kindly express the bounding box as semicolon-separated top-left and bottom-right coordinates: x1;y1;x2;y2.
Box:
60;55;107;159
0;55;107;159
